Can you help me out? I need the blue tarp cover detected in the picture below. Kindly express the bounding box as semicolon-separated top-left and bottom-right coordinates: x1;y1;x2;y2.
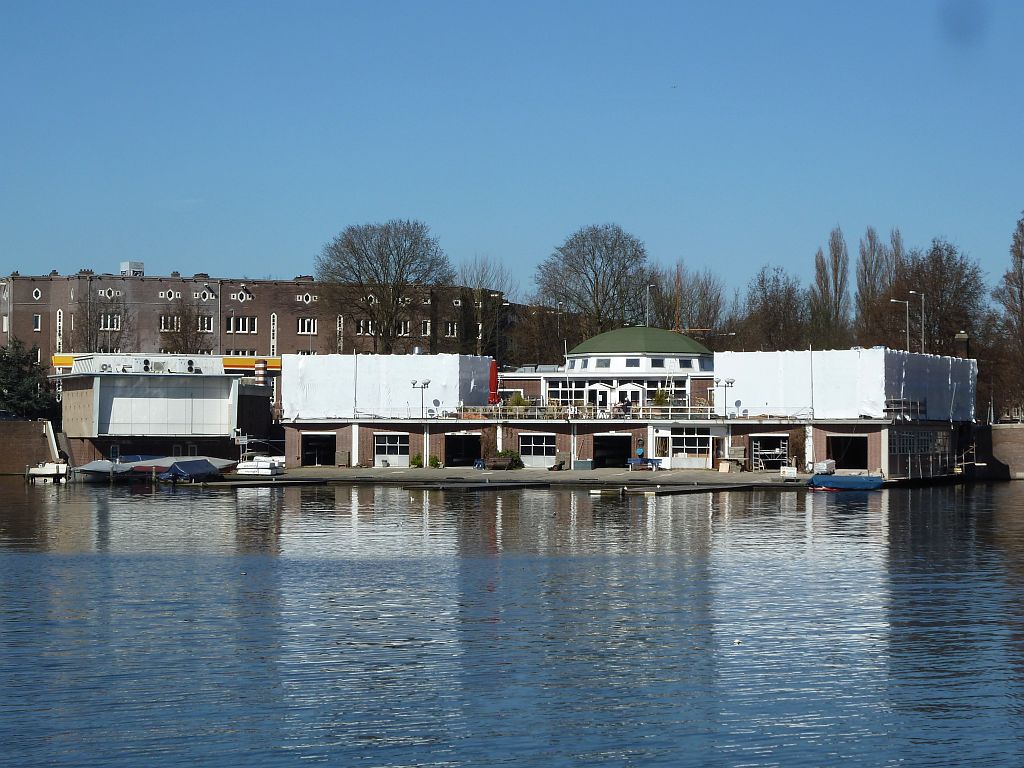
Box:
157;459;221;482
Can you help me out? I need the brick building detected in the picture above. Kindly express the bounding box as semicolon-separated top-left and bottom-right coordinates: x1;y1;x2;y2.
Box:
0;262;510;374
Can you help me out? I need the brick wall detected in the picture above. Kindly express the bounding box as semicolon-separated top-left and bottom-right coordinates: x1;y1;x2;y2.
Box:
988;424;1024;480
812;424;883;471
730;425;807;469
64;436;239;466
0;421;55;474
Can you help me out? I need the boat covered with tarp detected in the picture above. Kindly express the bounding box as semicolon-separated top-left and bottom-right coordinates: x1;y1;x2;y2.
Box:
157;458;223;482
72;455;236;483
807;473;884;491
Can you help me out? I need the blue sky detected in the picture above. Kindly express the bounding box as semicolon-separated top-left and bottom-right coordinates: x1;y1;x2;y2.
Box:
2;0;1022;297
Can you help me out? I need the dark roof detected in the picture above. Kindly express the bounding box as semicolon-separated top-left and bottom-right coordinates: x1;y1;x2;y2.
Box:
569;327;711;356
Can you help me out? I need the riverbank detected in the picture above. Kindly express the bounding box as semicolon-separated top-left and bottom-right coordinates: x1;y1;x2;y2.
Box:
273;464;812;490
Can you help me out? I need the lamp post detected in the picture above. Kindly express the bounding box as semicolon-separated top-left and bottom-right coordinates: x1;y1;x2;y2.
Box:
412;379;431;466
909;290;925;353
412;379;430;418
890;298;910;351
714;377;735;417
646;283;656;327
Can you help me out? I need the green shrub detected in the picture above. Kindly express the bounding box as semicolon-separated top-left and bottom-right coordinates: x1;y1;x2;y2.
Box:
506;392;530;408
429;455;442;468
496;449;524;469
410;453;423;468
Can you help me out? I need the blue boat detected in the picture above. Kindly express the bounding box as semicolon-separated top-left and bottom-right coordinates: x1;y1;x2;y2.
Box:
807;474;884;491
157;458;223;483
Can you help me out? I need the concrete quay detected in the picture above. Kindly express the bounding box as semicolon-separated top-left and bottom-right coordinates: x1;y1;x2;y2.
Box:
274;465;812;492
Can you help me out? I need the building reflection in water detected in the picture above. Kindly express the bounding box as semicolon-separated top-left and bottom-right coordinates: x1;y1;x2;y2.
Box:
5;479;1024;762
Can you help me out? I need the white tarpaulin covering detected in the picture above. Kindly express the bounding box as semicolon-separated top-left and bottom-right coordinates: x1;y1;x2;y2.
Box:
282;354;492;420
714;348;976;421
98;376;236;436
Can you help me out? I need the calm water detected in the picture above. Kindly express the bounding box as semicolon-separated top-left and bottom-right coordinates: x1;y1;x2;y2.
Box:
2;478;1024;767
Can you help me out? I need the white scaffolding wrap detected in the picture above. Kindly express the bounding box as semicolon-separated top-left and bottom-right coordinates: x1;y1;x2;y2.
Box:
714;348;976;421
282;354;492;420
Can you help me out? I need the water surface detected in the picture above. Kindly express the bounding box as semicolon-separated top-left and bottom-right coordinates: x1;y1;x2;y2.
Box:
2;479;1023;766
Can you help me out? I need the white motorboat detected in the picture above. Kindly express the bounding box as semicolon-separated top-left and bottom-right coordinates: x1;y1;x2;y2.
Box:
235;455;286;476
26;461;69;484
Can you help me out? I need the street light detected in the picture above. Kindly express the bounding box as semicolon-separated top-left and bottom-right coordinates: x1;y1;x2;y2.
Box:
909;290;925;353
646;283;656;327
890;298;910;352
412;379;431;466
714;377;735;417
411;379;430;418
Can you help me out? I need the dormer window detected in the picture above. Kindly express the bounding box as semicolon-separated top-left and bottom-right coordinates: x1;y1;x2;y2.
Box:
651;358;665;368
626;359;640;368
596;358;610;369
679;359;693;369
580;359;588;369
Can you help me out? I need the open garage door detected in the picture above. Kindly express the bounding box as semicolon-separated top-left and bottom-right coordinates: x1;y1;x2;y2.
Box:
593;435;632;469
301;433;336;467
445;434;481;467
827;435;868;470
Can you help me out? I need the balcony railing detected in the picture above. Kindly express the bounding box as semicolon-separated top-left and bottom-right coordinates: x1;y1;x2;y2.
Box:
455;403;716;421
298;402;813;422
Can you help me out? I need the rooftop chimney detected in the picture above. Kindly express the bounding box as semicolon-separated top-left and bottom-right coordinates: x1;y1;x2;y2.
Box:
954;330;970;359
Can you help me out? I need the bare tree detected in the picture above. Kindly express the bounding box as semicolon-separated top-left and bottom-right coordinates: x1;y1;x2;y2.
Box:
854;226;899;344
160;294;213;354
534;224;649;336
68;291;136;353
505;301;566;367
807;227;852;348
460;254;519;303
896;238;985;357
650;262;726;335
316;219;455;354
992;212;1024;414
461;254;519;359
741;266;808;350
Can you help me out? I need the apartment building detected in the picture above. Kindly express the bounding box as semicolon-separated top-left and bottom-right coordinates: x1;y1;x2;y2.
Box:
1;262;509;373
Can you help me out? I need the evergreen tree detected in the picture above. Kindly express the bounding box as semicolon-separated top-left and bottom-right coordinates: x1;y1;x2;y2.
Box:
0;339;56;419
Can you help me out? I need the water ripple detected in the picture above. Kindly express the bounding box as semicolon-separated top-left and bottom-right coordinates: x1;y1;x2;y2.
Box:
2;480;1024;766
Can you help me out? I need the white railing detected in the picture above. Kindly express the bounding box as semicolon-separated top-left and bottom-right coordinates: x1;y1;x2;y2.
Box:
456;404;716;421
287;403;818;422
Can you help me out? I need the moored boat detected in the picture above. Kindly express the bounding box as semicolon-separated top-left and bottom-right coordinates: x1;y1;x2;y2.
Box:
234;455;286;476
26;461;69;484
807;473;885;491
71;455;236;483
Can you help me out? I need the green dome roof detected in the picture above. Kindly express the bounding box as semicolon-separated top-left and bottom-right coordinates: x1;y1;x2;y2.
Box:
569;327;711;355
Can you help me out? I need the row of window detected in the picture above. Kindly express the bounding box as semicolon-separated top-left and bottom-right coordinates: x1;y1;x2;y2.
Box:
25;311;480;340
355;320;472;338
889;430;950;455
370;434;558;457
47;314;476;339
159;315;215;333
568;357;710;370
